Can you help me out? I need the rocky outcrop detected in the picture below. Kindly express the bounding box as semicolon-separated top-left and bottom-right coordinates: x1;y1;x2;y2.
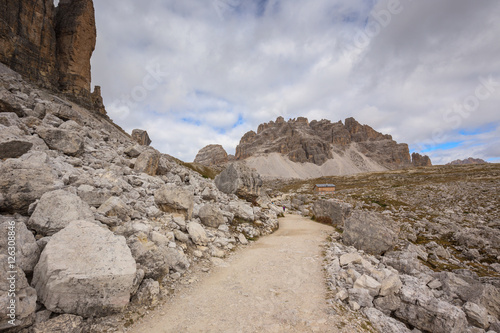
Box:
235;117;427;172
0;0;100;110
412;152;432;167
131;129;152;146
55;0;96;102
447;157;488;165
343;210;399;255
215;162;263;202
32;220;137;317
154;185;194;219
194;144;229;167
311;199;352;227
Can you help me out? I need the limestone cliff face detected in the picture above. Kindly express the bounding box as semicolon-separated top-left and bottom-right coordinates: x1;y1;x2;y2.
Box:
55;0;96;102
412;152;432;167
0;0;102;112
235;117;422;170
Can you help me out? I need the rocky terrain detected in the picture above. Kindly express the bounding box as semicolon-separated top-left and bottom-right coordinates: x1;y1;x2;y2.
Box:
271;163;500;332
196;117;432;179
448;157;488;165
0;52;281;333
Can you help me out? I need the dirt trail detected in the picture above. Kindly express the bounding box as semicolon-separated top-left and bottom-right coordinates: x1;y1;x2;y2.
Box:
129;215;345;333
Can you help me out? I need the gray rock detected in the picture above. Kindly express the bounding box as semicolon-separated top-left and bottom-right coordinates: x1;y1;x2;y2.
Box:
339;252;363;266
198;204;225;228
32;221;137;317
464;302;490;329
36;127;84;156
97;196;132;223
31;314;84;333
343;210;399;255
228;201;255;222
133;279;160;306
134;148;160;176
77;185;111;208
0;124;33;159
28;190;95;236
187;222;209;246
0;220;40;274
0;255;37;331
215;162;263;202
348;287;373;308
471;284;500;319
382;251;425;275
131;129;152;146
395;278;468;333
380;274;403;296
124;144;144;158
238;233;249;245
174;229;190;243
155;185;194;219
364;307;412;333
128;234;189;279
374;294;402;315
0;152;62;214
311;199;352;226
354;274;381;297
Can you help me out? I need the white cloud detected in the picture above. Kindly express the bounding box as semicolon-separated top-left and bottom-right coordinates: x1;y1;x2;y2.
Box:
90;0;500;163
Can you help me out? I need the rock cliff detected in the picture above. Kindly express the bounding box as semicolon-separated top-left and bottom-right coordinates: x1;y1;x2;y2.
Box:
411;152;432;167
234;116;430;178
0;0;102;112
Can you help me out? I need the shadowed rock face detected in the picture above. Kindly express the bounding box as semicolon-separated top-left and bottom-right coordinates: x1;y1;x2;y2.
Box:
235;117;423;169
0;0;101;111
412;152;432;167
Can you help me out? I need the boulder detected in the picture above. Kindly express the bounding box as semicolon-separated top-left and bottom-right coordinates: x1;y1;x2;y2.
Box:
228;201;255;222
463;302;490;329
187;222;209;246
36;127;84;156
0;125;33;159
311;199;352;226
194;144;228;167
31;314;84;333
374;294;401;315
131;129;151;146
395;277;468;333
379;274;403;296
133;279;160;306
32;220;137;317
0;152;62;214
97;196;132;223
134;148;160;176
339;252;363;266
198;204;225;228
364;308;411;333
0;220;40;274
0;255;37;331
28;190;95;236
128;234;189;279
354;274;381;297
343;210;399;255
77;185;111;208
154;185;194;219
348;288;373;308
215;162;263;202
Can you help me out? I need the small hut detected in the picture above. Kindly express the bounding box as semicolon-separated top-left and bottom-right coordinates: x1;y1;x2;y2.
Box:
313;184;336;194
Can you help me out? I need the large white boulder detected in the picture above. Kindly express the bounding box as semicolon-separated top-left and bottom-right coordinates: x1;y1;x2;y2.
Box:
28;190;95;236
154;184;194;219
32;220;137;317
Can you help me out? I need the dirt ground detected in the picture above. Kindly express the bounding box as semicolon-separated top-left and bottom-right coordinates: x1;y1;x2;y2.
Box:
127;215;371;333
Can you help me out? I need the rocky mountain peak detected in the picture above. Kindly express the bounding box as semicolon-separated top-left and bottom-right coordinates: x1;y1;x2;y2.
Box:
235;116;428;172
447;157;488;165
0;0;101;112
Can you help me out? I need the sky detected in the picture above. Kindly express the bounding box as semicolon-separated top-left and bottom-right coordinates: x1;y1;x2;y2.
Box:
88;0;500;165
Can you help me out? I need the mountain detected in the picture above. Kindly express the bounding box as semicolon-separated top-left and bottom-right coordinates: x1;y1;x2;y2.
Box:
225;116;431;179
447;157;488;165
0;0;104;113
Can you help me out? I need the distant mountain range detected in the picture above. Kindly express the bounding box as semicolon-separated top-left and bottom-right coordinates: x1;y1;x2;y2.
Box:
195;116;432;179
447;157;488;165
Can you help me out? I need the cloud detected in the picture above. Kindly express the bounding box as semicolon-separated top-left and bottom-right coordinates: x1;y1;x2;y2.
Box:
90;0;500;163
